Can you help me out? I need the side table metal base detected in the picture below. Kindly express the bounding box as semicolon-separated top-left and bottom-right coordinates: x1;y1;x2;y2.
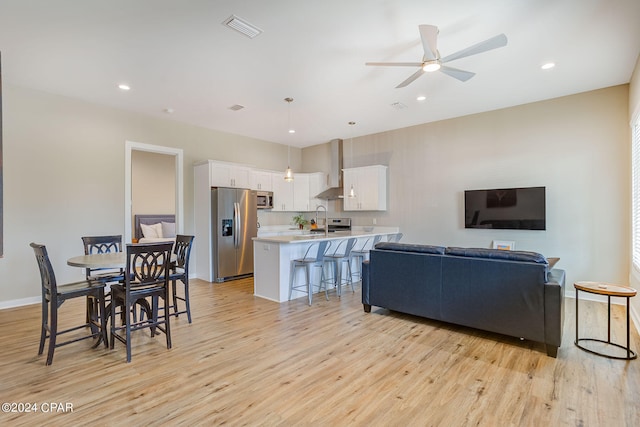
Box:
575;338;637;360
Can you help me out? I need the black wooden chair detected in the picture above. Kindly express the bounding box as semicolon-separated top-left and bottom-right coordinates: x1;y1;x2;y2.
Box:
30;242;108;365
169;235;194;323
81;235;124;331
110;242;173;362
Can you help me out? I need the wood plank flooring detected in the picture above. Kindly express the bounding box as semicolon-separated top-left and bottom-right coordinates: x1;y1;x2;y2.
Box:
1;278;639;426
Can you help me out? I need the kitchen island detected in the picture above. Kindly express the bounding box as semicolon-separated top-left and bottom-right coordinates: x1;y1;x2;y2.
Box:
253;228;399;302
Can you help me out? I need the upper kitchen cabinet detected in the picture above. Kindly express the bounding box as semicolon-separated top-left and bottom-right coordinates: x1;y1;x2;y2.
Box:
250;169;273;191
271;172;294;211
210;160;251;188
308;172;327;211
343;165;387;211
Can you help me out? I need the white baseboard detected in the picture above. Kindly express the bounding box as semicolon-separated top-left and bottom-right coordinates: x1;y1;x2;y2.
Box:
0;296;40;310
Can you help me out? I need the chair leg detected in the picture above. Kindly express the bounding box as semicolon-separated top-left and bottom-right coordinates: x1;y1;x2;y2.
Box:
306;264;312;306
183;279;192;323
172;279;179;317
98;290;108;348
164;291;172;350
38;298;48;356
125;300;132;363
288;262;296;301
46;302;58;366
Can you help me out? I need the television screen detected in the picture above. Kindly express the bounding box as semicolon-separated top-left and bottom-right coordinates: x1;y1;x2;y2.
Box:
464;186;546;230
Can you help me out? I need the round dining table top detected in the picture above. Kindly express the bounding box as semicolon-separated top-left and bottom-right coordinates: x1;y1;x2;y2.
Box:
67;252;126;269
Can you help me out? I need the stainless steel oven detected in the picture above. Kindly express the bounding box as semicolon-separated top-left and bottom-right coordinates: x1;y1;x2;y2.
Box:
256;191;274;209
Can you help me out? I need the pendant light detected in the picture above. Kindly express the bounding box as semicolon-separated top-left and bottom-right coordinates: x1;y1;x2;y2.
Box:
348;121;356;198
284;97;294;181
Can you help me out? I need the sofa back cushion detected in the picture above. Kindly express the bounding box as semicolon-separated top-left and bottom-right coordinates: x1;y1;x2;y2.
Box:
375;242;446;254
445;247;547;264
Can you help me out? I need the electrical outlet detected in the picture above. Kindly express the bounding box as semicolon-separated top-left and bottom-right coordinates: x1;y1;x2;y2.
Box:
372;218;377;225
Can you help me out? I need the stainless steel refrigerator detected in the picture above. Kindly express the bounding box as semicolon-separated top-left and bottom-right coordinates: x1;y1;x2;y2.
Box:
211;187;257;282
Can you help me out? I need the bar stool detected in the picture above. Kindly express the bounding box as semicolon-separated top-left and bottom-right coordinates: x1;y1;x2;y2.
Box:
388;232;403;242
323;238;356;296
349;235;382;283
289;241;331;305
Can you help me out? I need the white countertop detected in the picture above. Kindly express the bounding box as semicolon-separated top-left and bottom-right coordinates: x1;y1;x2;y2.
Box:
253;227;399;244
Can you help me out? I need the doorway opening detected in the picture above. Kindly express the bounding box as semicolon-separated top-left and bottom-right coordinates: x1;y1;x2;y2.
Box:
124;141;184;243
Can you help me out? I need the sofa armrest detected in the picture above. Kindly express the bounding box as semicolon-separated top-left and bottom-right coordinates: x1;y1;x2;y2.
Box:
544;268;566;356
362;260;371;312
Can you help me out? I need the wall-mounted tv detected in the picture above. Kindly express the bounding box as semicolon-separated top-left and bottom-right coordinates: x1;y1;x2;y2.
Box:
464;186;546;230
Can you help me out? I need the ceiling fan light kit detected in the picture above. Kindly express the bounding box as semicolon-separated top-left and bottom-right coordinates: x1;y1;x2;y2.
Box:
366;24;508;88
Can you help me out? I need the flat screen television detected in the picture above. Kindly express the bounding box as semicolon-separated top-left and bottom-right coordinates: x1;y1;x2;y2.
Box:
464;186;546;230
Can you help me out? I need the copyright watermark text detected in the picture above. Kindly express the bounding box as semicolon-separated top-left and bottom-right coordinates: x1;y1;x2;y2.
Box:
2;402;74;413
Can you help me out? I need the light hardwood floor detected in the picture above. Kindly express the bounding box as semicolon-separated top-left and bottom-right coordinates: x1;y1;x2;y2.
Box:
1;278;639;426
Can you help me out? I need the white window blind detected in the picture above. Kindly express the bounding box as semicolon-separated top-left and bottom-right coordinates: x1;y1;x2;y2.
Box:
632;117;640;272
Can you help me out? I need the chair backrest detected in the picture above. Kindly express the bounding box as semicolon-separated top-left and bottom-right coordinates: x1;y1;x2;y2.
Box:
330;238;356;257
388;233;403;243
314;240;330;262
125;242;173;290
81;235;123;278
173;235;194;272
353;237;371;252
30;243;57;301
372;235;383;248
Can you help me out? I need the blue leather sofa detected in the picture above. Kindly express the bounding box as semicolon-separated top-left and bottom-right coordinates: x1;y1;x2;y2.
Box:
362;242;565;357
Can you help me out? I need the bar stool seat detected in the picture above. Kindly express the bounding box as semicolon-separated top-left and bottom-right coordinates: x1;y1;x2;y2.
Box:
349;235;382;283
289;241;330;305
323;238;357;297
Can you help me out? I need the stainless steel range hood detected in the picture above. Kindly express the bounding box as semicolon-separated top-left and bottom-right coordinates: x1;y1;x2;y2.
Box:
315;139;344;200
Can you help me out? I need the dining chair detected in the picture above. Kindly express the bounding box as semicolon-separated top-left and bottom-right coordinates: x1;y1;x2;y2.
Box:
30;242;108;365
169;235;194;323
81;235;124;332
110;242;173;363
388;232;403;243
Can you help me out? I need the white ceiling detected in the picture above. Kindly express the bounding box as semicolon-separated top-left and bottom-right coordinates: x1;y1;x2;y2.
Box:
1;0;639;148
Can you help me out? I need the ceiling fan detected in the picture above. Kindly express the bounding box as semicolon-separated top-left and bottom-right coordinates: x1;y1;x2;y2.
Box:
366;25;508;88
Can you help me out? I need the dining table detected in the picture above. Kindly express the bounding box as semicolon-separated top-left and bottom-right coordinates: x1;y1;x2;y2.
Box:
67;252;176;269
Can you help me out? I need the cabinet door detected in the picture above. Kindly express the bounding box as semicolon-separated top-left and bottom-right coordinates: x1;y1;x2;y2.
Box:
210;162;251;188
250;170;273;191
343;166;387;211
308;172;327;211
293;174;310;211
271;172;294;211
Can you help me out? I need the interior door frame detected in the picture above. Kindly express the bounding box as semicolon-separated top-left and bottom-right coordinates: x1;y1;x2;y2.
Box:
124;140;184;243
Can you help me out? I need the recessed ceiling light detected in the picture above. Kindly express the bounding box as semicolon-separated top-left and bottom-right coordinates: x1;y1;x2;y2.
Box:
541;62;555;70
288;129;296;134
416;95;427;101
164;108;174;114
118;84;130;91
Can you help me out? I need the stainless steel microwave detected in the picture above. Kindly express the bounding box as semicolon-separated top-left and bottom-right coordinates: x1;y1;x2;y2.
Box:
256;191;274;209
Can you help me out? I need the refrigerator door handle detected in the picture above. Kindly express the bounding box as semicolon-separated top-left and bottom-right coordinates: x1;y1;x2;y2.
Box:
234;202;241;249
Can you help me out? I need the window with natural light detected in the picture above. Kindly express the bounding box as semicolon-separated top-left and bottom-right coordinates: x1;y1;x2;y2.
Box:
632;117;640;272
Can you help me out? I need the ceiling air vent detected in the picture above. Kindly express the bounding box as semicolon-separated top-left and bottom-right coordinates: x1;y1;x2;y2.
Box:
229;104;245;111
222;15;263;39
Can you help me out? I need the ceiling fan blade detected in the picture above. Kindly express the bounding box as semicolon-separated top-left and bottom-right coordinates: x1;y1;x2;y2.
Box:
440;65;475;82
418;24;438;61
366;62;424;67
440;33;507;64
396;69;425;88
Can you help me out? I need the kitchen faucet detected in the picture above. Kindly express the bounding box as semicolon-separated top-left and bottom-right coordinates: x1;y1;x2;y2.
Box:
315;205;328;236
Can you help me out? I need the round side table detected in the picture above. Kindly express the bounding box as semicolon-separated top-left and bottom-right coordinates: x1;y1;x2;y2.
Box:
574;281;637;360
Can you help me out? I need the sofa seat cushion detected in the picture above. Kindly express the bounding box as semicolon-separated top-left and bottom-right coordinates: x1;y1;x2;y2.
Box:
375;242;446;254
445;247;547;264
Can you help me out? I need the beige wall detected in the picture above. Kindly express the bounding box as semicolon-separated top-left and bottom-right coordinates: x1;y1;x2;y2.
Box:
131;150;176;224
0;82;632;313
305;85;631;296
1;84;300;305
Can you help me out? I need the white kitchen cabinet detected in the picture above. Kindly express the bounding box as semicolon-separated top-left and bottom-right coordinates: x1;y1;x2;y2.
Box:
293;173;310;211
210;161;251;188
250;169;273;191
343;165;387;211
271;172;295;211
308;172;327;211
